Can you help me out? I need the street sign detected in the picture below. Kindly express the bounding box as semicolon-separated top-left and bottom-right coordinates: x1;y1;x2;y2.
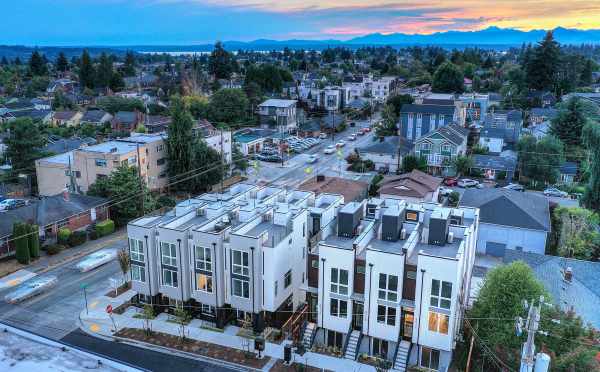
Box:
80;282;88;289
106;304;113;314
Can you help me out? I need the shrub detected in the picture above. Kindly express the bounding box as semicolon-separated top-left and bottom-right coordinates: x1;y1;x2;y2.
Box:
448;191;460;206
13;223;30;265
89;229;98;240
157;195;176;209
68;230;87;247
95;219;115;237
57;228;72;245
46;244;64;255
28;224;40;258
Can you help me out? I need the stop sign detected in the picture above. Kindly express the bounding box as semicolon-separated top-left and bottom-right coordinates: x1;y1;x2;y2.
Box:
106;304;113;314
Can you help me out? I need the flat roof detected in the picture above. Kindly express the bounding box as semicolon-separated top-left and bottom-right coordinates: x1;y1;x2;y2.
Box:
40;151;73;165
259;99;296;108
79;141;138;155
246;221;289;247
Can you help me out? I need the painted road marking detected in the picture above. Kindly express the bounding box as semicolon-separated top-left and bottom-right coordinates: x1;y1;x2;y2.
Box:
90;323;100;332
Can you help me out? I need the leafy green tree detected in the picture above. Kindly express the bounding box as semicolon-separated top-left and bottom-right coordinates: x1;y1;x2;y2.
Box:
97;96;144;114
182;95;209;119
552;206;600;260
232;145;248;173
87;165;156;226
208;42;234;79
208;88;249;124
431;61;464;93
56;52;69;73
386;94;413;116
28;50;47;76
13;223;30;264
141;304;155;336
525;31;560;91
52;89;74;110
452;155;473;176
192;139;226;192
402;155;428;173
78;50;95;89
173;306;191;341
517;135;564;187
582;119;600;214
117;248;131;284
550;97;599;149
375;104;397;137
4;118;45;175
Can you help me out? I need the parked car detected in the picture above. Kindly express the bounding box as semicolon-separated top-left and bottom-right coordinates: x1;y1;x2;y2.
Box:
357;130;365;136
443;177;458;186
319;133;328;139
306;154;318;164
503;183;525;192
363;127;371;132
349;122;356;127
336;140;346;148
439;187;454;196
324;145;336;154
458;179;480;188
347;134;356;141
543;187;568;198
0;199;28;211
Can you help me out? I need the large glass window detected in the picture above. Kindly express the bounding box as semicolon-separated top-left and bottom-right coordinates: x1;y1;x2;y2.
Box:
232;278;250;298
378;273;398;302
195;273;212;292
330;298;348;318
420;347;440;370
160;242;177;267
232;250;249;276
330;268;348;295
430;279;452;309
377;305;396;326
129;238;144;262
162;268;178;287
284;270;292;288
428;311;449;334
195;246;212;271
131;264;145;282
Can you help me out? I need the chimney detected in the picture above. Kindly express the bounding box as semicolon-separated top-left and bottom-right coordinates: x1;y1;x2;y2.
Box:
563;267;573;283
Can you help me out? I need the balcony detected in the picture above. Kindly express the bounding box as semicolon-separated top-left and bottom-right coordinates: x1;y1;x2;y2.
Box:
427;154;452;167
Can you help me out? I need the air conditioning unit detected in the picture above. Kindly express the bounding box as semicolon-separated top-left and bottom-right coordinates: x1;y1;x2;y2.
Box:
447;232;454;244
400;228;407;240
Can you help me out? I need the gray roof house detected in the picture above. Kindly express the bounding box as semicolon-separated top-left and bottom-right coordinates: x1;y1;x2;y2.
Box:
356;136;412;173
471;154;517;182
459;188;550;255
483;109;523;145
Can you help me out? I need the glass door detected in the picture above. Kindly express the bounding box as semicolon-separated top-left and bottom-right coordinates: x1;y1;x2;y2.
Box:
352;302;364;331
401;310;414;341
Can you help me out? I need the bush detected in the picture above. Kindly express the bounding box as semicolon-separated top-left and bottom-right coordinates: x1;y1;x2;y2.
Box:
28;224;40;258
448;191;460;206
68;230;87;247
95;219;115;237
46;244;64;255
57;227;72;245
89;229;98;240
157;195;176;209
13;223;30;265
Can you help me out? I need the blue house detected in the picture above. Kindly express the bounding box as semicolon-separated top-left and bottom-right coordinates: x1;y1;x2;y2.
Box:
483;110;523;145
398;104;456;141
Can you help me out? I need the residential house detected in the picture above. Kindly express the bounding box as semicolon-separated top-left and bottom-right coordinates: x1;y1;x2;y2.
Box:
478;128;506;154
31;98;51;110
482;110;523;146
458;93;490;123
307;198;479;370
459;188;550;256
80;110;112;126
52;111;83;127
299;176;368;203
356;136;412;174
559;162;578;185
111;111;143;133
529;108;558;126
2;109;52;123
399;104;456;141
233;128;275;155
413;125;469;176
342;75;369;102
470;154;517;182
46;78;75;94
371;76;398;103
145;115;172;133
316;86;347;111
378;170;442;203
258;99;297;133
527;91;557;108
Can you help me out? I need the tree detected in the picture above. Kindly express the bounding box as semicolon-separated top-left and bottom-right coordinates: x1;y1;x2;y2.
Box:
552;206;600;260
208;88;249;124
97;96;144;114
386;94;414;116
208;41;234;79
192;139;227;192
550;97;599;149
525;31;560;91
402;155;428;173
123;51;136;77
27;224;40;259
517;135;564;187
78;50;95;89
4;118;45;175
182;95;209;119
431;61;464;93
28;50;47;76
52;89;74;110
173;306;191;342
96;53;113;89
232;145;248;173
582;119;600;214
375;104;397;137
452;155;473;176
13;223;30;265
117;248;131;285
87;165;156;226
56;52;69;73
166;96;196;192
141;304;154;336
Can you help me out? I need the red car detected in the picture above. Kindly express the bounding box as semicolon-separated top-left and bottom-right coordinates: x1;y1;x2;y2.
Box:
443;177;458;186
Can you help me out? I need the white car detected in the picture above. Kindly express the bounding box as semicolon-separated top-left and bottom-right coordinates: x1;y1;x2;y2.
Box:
319;133;328;139
503;183;525;192
347;134;356;141
323;145;336;154
336;140;346;148
458;179;479;188
543;187;568;198
306;154;318;164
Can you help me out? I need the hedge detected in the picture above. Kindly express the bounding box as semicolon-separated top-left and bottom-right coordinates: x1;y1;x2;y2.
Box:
28;224;40;258
57;228;72;245
46;244;64;255
13;223;30;265
68;231;87;247
95;219;115;237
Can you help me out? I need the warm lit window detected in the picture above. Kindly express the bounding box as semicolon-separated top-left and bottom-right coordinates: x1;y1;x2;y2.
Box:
428;311;449;334
406;211;418;221
195;273;212;292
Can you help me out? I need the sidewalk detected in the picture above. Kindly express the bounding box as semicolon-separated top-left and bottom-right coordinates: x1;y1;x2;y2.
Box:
80;291;376;372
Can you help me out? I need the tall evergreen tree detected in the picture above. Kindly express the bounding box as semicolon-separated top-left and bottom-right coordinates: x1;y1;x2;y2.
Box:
56;52;69;72
431;61;464;93
582;121;600;214
525;31;560;91
27;224;40;259
28;50;47;76
5;118;45;175
166;97;196;191
123;51;136;77
13;223;30;264
550;97;598;148
208;42;234;79
96;53;113;88
78;49;95;89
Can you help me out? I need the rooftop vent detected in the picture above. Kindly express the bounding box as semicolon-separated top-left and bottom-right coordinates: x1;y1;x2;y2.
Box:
110;147;118;153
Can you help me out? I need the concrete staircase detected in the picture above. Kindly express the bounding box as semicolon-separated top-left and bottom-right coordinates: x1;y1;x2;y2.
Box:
392;340;411;372
302;322;316;349
344;330;361;360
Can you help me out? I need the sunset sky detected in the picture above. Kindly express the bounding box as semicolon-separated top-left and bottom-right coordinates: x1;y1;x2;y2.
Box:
3;0;599;45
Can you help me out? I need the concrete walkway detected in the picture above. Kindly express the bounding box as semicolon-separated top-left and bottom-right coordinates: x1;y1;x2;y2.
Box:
80;291;376;372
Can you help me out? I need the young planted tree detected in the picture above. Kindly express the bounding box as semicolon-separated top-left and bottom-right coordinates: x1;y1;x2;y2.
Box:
173;306;192;342
117;248;131;286
141;304;155;336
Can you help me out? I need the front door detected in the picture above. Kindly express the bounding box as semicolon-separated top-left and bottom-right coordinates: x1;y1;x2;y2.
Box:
401;310;414;341
352;302;364;331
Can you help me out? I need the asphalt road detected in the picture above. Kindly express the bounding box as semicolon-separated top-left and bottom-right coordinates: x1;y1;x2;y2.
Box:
61;329;236;372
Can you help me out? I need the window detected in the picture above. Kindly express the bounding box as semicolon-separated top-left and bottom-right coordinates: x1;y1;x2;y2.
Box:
195;273;213;292
194;246;212;271
156;144;164;152
406;211;418;221
284;270;292;288
428;311;449;334
311;259;319;269
330;268;348;295
274;281;278;297
160;242;177;267
356;265;365;274
232;250;249;276
127;156;137;165
420;142;431;151
378;273;398;302
330;298;348;318
157;158;166;166
430;280;452;309
201;304;215;315
162;268;178;287
232;278;250;298
377;305;396;326
373;338;389;358
421;347;440;370
131;264;146;282
406;270;417;280
129;238;144;262
441;144;452;153
95;159;107;167
75;171;81;178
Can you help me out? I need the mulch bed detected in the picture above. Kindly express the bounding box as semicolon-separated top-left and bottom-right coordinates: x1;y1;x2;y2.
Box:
270;359;329;372
105;282;131;298
115;328;270;369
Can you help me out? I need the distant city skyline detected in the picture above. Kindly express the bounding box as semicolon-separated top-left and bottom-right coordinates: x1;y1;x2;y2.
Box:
2;0;599;46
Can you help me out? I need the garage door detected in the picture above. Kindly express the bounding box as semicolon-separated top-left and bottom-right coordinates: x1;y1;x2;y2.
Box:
486;242;506;257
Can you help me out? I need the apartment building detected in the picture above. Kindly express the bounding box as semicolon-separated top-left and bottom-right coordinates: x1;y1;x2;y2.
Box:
127;184;318;332
258;99;297;132
305;198;479;371
371;76;399;103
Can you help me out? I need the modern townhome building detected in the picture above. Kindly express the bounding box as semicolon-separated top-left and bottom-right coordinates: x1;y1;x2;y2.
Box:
305;197;479;371
458;93;490;123
482;110;523;146
316;86;347;111
127;184;320;333
398;104;457;141
459;188;550;256
413;125;469;176
258;99;297;132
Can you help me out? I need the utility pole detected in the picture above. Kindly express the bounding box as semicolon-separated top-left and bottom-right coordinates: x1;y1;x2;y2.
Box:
220;128;224;191
519;296;544;372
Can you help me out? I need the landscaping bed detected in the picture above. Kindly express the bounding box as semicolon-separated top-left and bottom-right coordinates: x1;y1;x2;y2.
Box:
105;282;131;298
270;359;328;372
115;328;270;369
